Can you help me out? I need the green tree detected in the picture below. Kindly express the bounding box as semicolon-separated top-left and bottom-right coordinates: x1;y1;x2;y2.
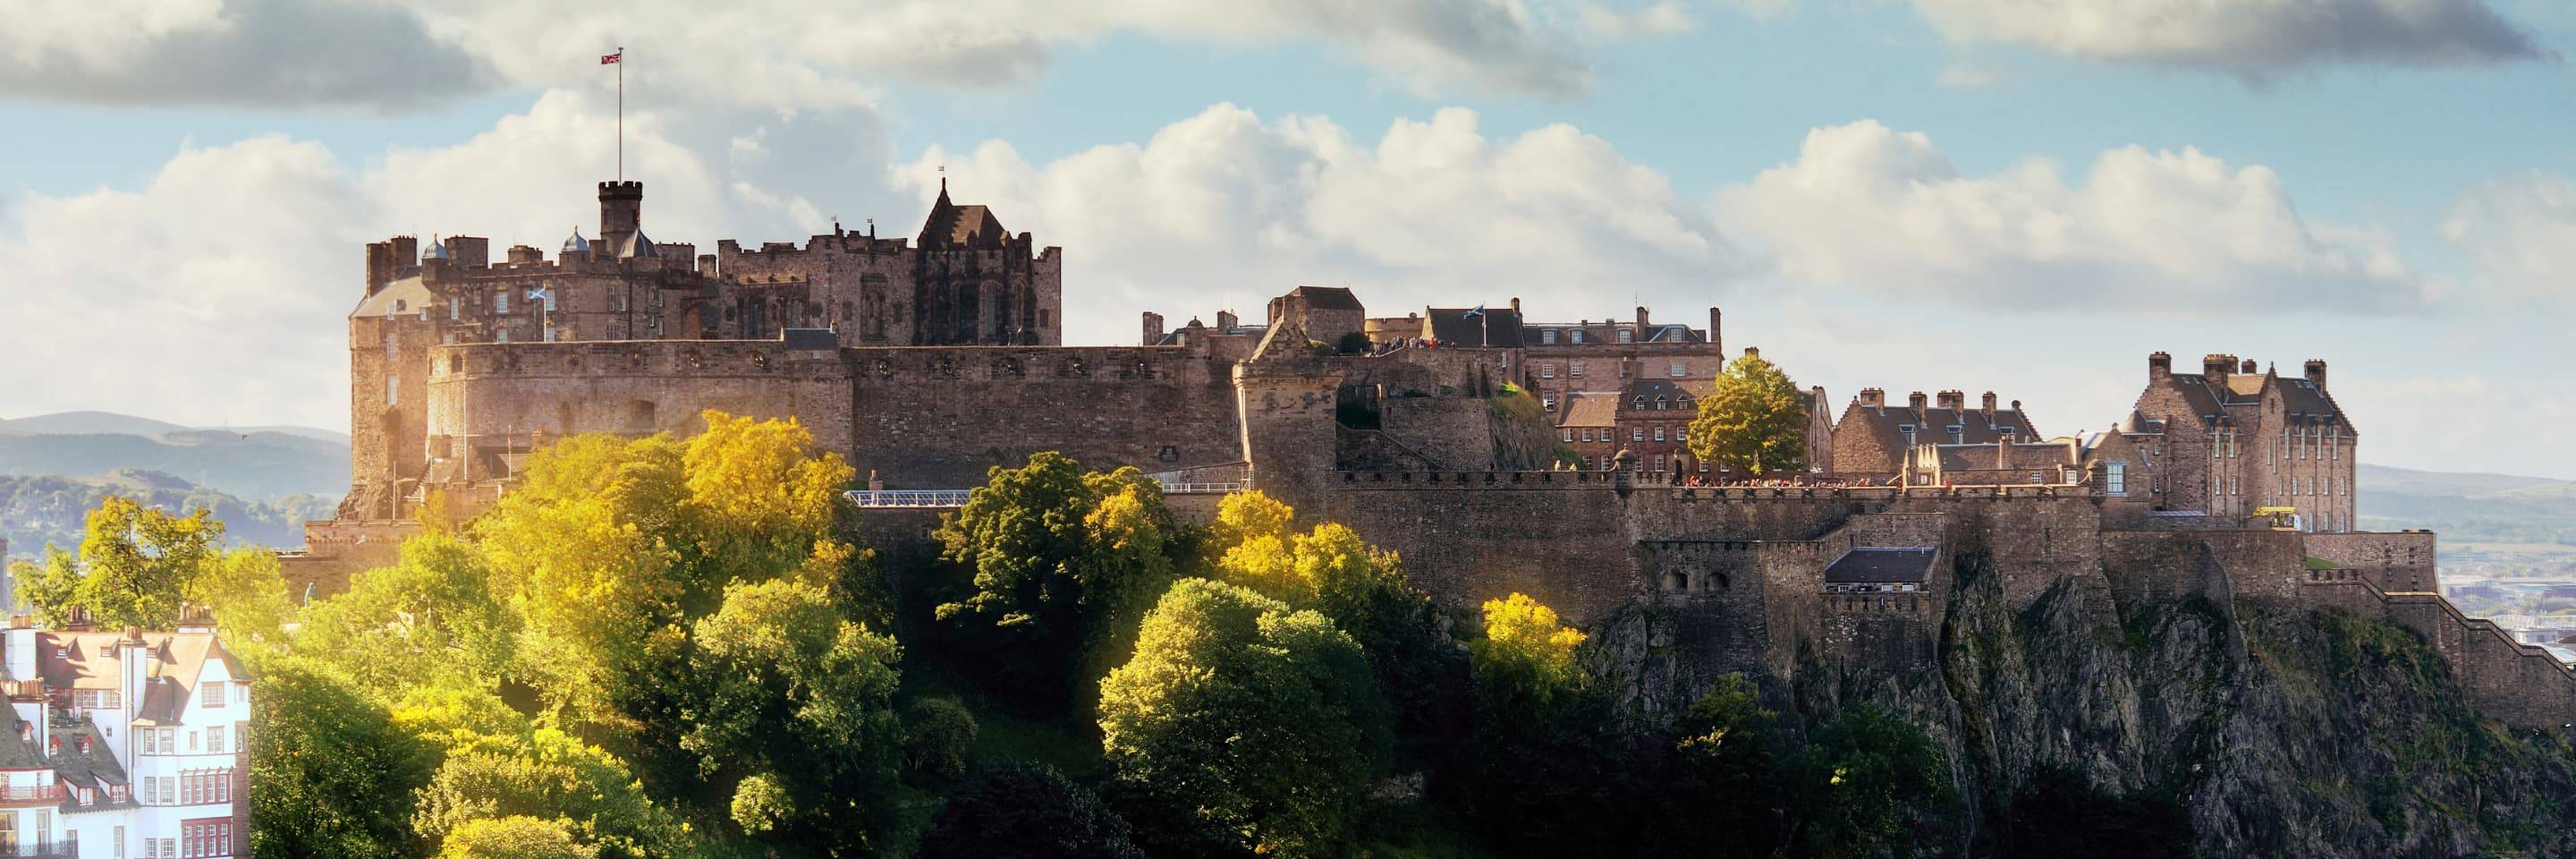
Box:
903;696;981;781
411;727;678;859
937;453;1180;708
298;533;520;701
436;815;599;859
1468;592;1587;715
1641;676;1788;857
1791;705;1957;859
186;548;295;653
1098;578;1388;857
918;762;1146;859
248;657;437;859
1686;350;1809;477
30;495;223;628
684;576;905;852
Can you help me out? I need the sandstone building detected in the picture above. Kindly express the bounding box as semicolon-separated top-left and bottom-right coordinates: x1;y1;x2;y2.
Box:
290;177;2573;730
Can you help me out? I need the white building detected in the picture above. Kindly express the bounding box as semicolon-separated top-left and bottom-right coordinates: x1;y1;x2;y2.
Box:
0;608;250;858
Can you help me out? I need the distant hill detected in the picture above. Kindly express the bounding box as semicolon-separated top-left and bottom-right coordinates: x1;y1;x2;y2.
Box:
2358;464;2576;546
0;469;335;561
0;412;349;501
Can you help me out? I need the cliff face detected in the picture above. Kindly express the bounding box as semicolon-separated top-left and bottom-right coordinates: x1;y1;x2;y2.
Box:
1592;540;2576;857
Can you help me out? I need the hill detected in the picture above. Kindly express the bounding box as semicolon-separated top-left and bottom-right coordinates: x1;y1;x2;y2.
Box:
0;420;349;501
0;469;334;560
2357;463;2576;546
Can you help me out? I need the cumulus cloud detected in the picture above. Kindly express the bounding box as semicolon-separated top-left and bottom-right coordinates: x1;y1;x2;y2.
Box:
2443;170;2576;302
905;104;1746;344
0;0;492;108
1911;0;2549;77
1716;121;2423;313
0;0;1691;109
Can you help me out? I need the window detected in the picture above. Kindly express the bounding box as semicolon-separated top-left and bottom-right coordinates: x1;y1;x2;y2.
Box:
2106;462;2126;494
189;729;199;752
381;330;398;361
204;681;225;708
1569;362;1586;378
385;375;399;406
1562;430;1574;443
1632;427;1645;441
143;730;157;755
114;826;123;859
1617;329;1633;343
1540;363;1556;378
1655;395;1668;410
208;725;225;753
1543;396;1556;412
448;300;460;321
1669;361;1685;378
1653;428;1666;442
495;328;509;344
1580;430;1593;443
1541;329;1557;344
1652;455;1665;471
541;285;557;312
543;324;557;343
495;288;510;314
1632;396;1647;410
1569;331;1583;344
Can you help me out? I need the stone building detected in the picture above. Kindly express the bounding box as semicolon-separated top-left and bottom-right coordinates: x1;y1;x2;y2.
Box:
1612;376;1707;478
1828;389;2039;482
2129;353;2356;532
1555;393;1619;470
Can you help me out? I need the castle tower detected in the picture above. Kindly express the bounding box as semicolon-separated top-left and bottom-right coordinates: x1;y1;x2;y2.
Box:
1234;313;1342;517
598;181;644;259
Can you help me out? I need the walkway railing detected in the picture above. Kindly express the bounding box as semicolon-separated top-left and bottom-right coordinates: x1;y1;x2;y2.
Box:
846;480;1245;509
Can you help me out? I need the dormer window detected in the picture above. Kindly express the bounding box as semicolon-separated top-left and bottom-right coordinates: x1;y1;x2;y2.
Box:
1618;330;1633;343
1542;329;1558;344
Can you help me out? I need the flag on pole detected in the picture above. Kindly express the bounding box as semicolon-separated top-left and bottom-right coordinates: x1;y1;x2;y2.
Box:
1462;304;1486;319
600;51;622;64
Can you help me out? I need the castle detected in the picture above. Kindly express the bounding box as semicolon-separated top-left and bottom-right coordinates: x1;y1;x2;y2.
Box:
287;179;2576;727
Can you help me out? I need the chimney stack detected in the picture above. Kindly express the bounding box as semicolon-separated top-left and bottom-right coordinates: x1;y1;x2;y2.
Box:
2148;351;2173;380
1981;391;1997;415
2304;359;2328;391
1635;306;1651;338
1936;390;1965;410
1708;307;1723;352
364;241;396;296
1142;311;1165;346
2202;354;2233;386
1908;391;1928;411
1859;387;1885;410
2240;358;2258;375
1216;310;1240;333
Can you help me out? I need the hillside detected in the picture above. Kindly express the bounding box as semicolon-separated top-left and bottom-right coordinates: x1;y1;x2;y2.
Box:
2358;464;2576;546
0;470;334;560
0;419;349;501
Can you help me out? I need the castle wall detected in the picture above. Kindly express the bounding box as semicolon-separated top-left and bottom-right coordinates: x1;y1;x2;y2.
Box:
849;345;1240;488
2302;531;2436;593
1321;472;1636;624
425;340;856;462
1377;397;1497;471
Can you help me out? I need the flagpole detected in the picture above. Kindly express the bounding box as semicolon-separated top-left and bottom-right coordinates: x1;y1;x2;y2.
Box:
616;46;624;182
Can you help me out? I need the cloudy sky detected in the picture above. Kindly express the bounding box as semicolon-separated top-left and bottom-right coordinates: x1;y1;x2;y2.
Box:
2;0;2572;476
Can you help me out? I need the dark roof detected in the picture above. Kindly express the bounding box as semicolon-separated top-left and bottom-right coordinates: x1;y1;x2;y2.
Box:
1558;392;1619;428
1425;306;1523;347
919;184;1010;250
1933;442;2077;471
1289;286;1363;311
1825;548;1936;583
1838;400;2038;449
1618;378;1708;411
780;328;839;351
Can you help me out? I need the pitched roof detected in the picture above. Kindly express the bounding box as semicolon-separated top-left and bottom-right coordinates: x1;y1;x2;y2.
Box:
1558;392;1620;428
1825;548;1936;583
1425;306;1523;347
1287;285;1364;311
1931;441;2079;472
351;276;429;319
1836;399;2038;450
38;630;247;725
918;184;1010;250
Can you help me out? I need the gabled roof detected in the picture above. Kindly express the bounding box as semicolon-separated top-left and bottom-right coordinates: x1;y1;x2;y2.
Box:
1618;378;1708;411
1837;400;2038;449
1558;392;1619;429
1825;548;1936;583
1287;285;1364;311
1931;442;2078;472
38;630;248;724
918;183;1010;250
351;276;429;319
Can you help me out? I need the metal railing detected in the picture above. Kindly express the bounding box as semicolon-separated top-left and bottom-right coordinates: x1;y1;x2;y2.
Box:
1157;481;1244;495
0;836;77;858
844;489;975;508
0;785;64;805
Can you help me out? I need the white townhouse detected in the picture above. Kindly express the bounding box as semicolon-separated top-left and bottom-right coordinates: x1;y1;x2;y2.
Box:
0;607;250;858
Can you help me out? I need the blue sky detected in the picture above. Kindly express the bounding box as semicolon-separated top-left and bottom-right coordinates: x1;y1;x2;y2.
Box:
3;0;2573;476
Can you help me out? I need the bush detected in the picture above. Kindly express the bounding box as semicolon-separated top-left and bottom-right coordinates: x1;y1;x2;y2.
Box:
1339;331;1371;353
905;696;982;781
918;762;1144;859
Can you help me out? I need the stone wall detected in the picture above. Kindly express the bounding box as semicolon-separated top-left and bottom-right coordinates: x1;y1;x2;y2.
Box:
848;345;1240;488
1322;471;1636;623
2303;531;2437;593
427;339;856;463
1378;397;1496;470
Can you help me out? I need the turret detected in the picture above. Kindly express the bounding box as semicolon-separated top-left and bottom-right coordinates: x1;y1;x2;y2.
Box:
598;181;644;257
1234;313;1343;517
1142;311;1165;346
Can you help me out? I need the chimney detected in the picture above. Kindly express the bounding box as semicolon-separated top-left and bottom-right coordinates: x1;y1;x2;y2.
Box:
1216;310;1240;333
2202;354;2233;386
1635;306;1651;338
364;241;396;295
446;236;490;269
2304;359;2327;391
1859;388;1885;409
1708;307;1723;352
598;181;645;256
505;244;542;265
1936;390;1965;411
1908;391;1928;411
1981;391;1997;415
2148;351;2172;380
2240;359;2258;375
1142;311;1165;346
1510;297;1522;318
1998;433;2012;470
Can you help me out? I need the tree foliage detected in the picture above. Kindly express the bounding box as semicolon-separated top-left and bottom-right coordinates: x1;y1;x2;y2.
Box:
1686;350;1809;476
412;728;679;858
29;495;225;628
1098;578;1388;857
917;762;1145;859
685;575;906;851
1469;592;1587;714
436;816;599;859
903;696;981;781
248;657;436;859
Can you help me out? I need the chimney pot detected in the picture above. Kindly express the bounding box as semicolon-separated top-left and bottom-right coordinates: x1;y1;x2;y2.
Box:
2304;359;2328;391
1981;391;1997;414
1936;390;1965;411
1908;391;1928;410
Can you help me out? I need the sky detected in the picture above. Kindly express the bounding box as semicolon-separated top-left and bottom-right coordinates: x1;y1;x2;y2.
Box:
2;0;2572;476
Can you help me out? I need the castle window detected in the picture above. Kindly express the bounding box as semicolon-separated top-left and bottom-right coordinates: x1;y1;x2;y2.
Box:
496;328;509;343
1632;427;1645;441
1653;455;1665;471
2106;463;2126;494
543;324;556;343
386;375;399;406
542;286;557;313
382;330;398;361
394;299;407;312
1947;424;1963;443
1570;331;1583;344
449;301;460;321
1633;396;1647;410
1580;430;1593;442
1655;395;1668;410
1653;428;1666;442
495;288;510;314
1563;430;1574;443
1544;395;1556;411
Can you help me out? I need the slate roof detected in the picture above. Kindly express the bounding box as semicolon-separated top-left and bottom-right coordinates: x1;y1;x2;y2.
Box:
351;276;430;319
1839;400;2038;449
1425;306;1523;347
1287;285;1364;311
780;328;839;351
1558;392;1619;429
1932;441;2079;472
2150;370;2351;431
918;184;1010;250
1825;548;1937;583
1618;378;1709;412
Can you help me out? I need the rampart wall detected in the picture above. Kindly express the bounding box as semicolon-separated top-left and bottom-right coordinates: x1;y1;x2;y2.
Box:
844;344;1240;487
1377;397;1497;470
427;340;855;456
2303;531;2437;593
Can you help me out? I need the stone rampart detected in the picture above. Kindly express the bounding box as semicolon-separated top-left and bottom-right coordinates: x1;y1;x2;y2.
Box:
1377;397;1497;470
427;339;856;458
847;344;1240;488
2296;575;2576;729
2303;531;2437;593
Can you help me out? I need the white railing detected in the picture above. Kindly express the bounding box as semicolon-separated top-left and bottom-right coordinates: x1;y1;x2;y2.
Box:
844;489;975;508
1157;481;1245;495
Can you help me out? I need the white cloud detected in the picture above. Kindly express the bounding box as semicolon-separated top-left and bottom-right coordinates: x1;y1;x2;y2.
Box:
2443;170;2576;302
905;104;1746;344
0;0;1697;109
1715;120;2424;314
1911;0;2548;76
